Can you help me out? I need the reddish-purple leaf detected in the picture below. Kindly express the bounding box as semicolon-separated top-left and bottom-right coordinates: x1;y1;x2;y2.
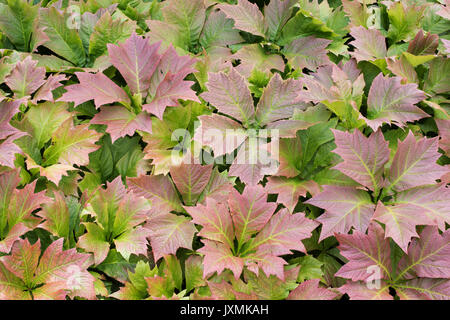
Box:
283;36;332;71
218;0;266;37
58;72;130;108
335;223;391;281
306;185;376;241
201;68;254;124
4;56;46;99
91;106;152;142
332;129;389;191
387;132;447;192
107;32;161;94
146;213;197;262
365;74;427;130
338;281;393;300
287;279;338;300
349;26;387;62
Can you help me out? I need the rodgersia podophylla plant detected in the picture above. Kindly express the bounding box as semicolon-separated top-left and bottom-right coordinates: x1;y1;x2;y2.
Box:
0;0;449;300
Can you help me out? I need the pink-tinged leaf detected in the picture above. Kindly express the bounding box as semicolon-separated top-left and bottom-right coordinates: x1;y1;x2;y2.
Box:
200;168;234;204
199;239;244;279
386;55;418;84
393;184;450;231
265;119;313;138
442;39;450;55
306;186;375;242
287;279;338;300
349;26;387;62
4;56;46;99
201;68;254;124
228;185;276;243
395;278;450;300
338;281;393;300
229;139;277;185
146;213;197;262
114;226;150;261
366;74;427;130
207;280;257;300
244;250;287;280
0;132;26;168
436;119;450;155
255;73;305;125
0;98;24;140
0;223;28;254
218;0;266;37
26;159;74;185
43;119;102;167
397;227;450;279
107;33;161;94
335;223;391;281
372;201;435;252
342;0;373;28
253;209;319;256
91;106;152;142
31;74;67;104
266;177;320;212
31;282;67;300
38;191;69;239
0;237;40;283
332;129;389;191
143;73;199;120
387;132;447;192
193;114;246;157
232;44;285;78
264;0;297;40
283;36;332;71
184;197;234;247
127;174;183;214
170;161;213;205
0;262;31;299
58;72;130;108
35;238;95;299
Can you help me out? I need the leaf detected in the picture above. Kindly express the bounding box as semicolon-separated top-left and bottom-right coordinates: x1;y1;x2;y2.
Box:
372;201;435;253
0;171;50;253
185;255;205;292
338;281;393;300
306;186;375;242
266;177;320;213
252;209;319;257
386;2;425;43
91;106;152;142
170;161;213;206
395;278;450;300
199;240;244;279
200;68;255;124
349;26;387;62
396;227;450;280
127;174;183;214
0;0;38;52
335;222;392;281
39;7;86;66
287;279;338;300
423;57;450;95
332;129;389;192
232;44;285;78
255;73;304;125
392;184;450;231
107;32;161;95
295;255;324;282
161;0;206;48
89;12;135;61
366;74;427;130
387;132;447;192
200;9;243;49
4;56;45;99
146;213;197;262
59;72;130;108
264;0;297;41
282;36;331;71
38;191;70;240
0;238;95;299
24;101;72;149
218;0;266;37
228;185;276;244
43;119;102;167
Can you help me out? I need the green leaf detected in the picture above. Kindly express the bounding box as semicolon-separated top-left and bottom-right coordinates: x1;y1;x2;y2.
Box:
0;0;38;52
294;256;324;282
39;7;86;66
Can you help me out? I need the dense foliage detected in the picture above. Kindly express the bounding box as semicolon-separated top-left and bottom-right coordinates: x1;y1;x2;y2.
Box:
0;0;449;300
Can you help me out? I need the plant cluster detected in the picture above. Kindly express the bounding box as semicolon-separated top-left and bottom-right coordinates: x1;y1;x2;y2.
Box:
0;0;449;300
